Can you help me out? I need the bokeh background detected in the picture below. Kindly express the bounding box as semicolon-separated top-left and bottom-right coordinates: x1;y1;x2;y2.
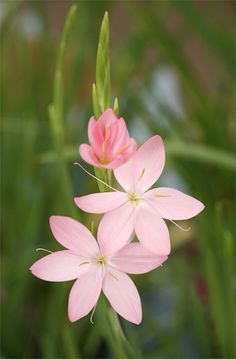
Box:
1;0;235;358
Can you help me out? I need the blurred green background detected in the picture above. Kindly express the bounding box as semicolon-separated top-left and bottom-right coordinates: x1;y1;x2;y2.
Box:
1;0;235;358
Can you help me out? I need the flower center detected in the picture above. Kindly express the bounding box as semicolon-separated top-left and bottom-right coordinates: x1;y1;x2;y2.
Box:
129;192;140;204
96;255;106;265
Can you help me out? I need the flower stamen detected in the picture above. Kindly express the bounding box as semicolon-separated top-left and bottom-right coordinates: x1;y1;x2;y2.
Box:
169;219;191;232
36;248;53;254
109;271;119;280
138;168;145;182
74;162;118;192
129;192;140;204
79;261;90;266
96;256;106;265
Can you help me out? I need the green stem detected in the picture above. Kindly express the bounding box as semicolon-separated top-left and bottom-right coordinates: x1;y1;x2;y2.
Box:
94;167;108;192
92;11;138;358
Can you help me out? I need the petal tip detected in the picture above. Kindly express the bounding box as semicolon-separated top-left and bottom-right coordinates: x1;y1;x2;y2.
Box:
68;312;77;323
132;313;142;325
74;197;79;207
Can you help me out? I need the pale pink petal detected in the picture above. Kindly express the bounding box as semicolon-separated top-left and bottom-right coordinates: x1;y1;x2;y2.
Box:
145;187;205;220
74;191;128;214
113;153;136;192
98;108;117;127
110;243;168;274
114;135;165;193
104;120;121;157
79;144;100;167
105;119;128;158
100;154;130;169
97;202;135;256
49;216;99;257
88;117;103;158
106;138;137;169
134;202;170;255
68;264;103;322
103;268;142;324
120;138;137;162
88;116;96;143
30;250;90;282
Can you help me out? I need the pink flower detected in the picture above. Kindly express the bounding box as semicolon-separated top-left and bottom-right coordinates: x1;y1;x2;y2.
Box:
30;216;167;324
79;109;137;169
75;136;205;255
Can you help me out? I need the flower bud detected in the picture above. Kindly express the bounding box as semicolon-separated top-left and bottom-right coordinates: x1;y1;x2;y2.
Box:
80;109;136;169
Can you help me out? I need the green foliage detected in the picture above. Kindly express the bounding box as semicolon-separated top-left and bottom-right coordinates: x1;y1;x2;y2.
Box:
95;11;110;113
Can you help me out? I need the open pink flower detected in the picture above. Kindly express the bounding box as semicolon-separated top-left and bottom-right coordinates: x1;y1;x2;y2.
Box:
75;136;205;255
30;216;167;324
80;109;136;169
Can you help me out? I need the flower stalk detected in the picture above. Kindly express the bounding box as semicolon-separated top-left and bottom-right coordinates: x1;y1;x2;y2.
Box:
92;11;138;358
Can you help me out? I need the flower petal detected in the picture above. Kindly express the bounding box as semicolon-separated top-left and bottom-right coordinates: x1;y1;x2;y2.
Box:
68;264;103;322
98;108;117;127
107;138;137;170
49;216;99;257
134;202;170;255
110;243;168;274
103;268;142;324
88;117;103;158
114;135;165;193
120;138;137;162
105;118;129;158
145;187;205;220
30;250;90;282
97;202;135;256
74;191;128;214
79;144;100;167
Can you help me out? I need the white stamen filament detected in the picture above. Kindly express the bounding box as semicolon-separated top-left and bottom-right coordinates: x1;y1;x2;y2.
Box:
146;199;191;232
74;162;118;192
168;219;191;232
36;248;53;254
90;302;98;324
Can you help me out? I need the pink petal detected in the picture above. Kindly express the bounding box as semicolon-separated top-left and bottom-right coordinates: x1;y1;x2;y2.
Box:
145;187;205;220
68;264;103;322
134;202;171;255
30;250;90;282
74;191;128;214
105;119;129;158
88;117;103;158
98;108;117;127
120;138;137;162
113;153;136;192
101;154;129;169
97;202;135;256
110;243;168;274
103;268;142;324
114;135;165;193
49;216;99;257
88;116;96;143
106;138;137;169
79;144;100;167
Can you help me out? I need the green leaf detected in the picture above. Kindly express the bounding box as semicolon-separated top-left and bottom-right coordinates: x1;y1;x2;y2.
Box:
113;97;119;117
92;83;101;118
96;11;111;112
48;5;78;218
166;141;236;171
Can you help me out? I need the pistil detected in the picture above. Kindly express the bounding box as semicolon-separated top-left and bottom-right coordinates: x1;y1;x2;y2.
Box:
129;192;140;204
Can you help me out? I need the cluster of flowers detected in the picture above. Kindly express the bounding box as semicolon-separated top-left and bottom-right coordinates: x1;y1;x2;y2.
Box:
31;109;204;325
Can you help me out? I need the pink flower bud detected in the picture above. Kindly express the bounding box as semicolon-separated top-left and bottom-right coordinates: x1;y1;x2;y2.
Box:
80;109;136;169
